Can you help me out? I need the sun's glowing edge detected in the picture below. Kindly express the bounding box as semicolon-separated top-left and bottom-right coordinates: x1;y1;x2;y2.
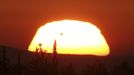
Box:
28;20;110;56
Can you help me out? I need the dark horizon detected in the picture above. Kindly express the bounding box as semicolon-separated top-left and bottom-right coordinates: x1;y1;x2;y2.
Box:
0;45;134;75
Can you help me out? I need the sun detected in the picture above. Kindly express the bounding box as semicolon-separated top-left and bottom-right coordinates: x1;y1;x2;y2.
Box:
28;20;110;56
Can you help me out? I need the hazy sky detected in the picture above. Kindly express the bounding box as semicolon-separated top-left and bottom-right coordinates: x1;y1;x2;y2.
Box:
0;0;134;56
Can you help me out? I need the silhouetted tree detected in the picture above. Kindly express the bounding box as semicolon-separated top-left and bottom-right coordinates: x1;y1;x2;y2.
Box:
50;39;59;75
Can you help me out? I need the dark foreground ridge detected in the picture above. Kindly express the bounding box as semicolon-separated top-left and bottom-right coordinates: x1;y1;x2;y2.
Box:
0;45;134;75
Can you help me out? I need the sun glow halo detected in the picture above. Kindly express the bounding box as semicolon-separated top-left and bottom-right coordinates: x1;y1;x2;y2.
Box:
28;20;110;56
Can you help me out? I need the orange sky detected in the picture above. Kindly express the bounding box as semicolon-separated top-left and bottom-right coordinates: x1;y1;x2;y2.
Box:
0;0;134;56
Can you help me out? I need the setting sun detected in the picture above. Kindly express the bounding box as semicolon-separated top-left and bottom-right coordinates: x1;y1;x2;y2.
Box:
28;20;110;56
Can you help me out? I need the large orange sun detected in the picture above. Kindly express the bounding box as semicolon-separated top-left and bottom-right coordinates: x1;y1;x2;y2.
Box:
28;20;110;56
